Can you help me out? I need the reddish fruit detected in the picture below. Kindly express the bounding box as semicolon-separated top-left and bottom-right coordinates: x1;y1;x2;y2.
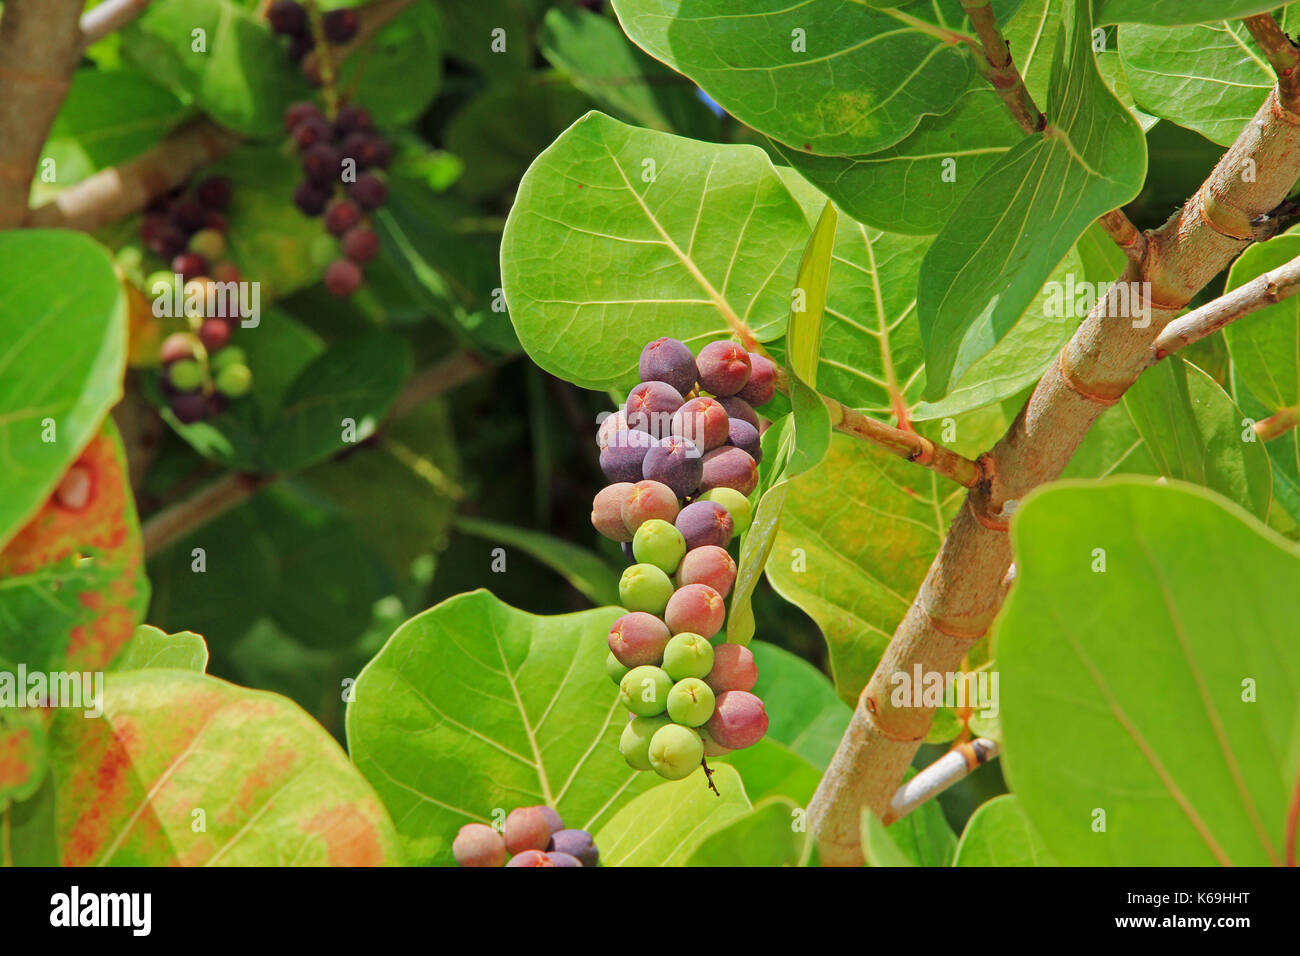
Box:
324;199;362;237
341;226;379;264
194;175;232;210
324;259;363;297
159;332;198;365
171;252;208;281
198;318;231;352
323;8;359;43
283;100;323;132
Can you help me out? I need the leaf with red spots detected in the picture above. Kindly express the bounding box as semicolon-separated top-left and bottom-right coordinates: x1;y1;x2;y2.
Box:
0;711;46;811
0;230;126;549
0;419;148;674
5;670;401;866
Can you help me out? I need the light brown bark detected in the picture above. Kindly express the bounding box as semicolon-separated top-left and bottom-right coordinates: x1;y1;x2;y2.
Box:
808;83;1300;866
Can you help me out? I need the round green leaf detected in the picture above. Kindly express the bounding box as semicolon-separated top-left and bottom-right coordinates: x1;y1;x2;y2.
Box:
953;794;1057;866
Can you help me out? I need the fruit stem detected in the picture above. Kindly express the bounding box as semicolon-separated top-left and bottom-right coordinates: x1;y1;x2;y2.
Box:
700;757;721;797
304;0;340;119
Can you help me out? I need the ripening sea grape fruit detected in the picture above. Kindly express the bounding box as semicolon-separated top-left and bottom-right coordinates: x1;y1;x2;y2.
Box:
641;435;703;498
670;396;729;451
619;665;673;716
607;611;671;667
504;806;554;855
621;479;680;530
700;446;759;496
676;545;736;598
717;395;759;430
706;691;769;750
736;353;776;406
546;852;583;867
666;677;715;727
648;723;705;780
726;418;762;463
697;487;752;536
506;850;550;867
600;428;656;484
620;714;670;771
705;644;758;694
639;337;698;395
662;632;714;681
597;410;628;449
632;518;686;574
551;830;599;868
626;380;684;436
591;482;635;541
699;728;731;757
618;563;675;615
675;500;733;551
696;341;751;396
537;806;565;835
452;823;508;868
664;583;725;637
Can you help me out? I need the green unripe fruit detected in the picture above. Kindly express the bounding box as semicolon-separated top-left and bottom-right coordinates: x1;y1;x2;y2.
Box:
661;632;714;681
632;518;686;574
698;487;752;537
605;652;629;686
618;563;675;615
168;358;204;391
189;228;227;262
146;269;180;298
210;345;247;371
666;677;715;727
619;665;672;717
214;362;252;398
648;723;704;780
620;714;670;771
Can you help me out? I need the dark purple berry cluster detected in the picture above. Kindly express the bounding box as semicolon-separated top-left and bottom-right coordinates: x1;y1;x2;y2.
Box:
453;806;598;868
139;175;239;285
268;0;358;74
283;100;389;298
593;338;778;781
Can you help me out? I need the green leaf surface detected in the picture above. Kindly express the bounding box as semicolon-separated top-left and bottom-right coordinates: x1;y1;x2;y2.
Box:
501;111;807;391
720;738;823;805
0;711;46;810
953;794;1057;866
612;0;1021;156
685;797;806;866
0;231;125;548
594;763;750;866
114;625;209;673
750;641;851;769
773;89;1023;236
453;515;622;607
786;200;837;387
346;590;658;866
1065;359;1272;520
1225;233;1300;426
919;0;1146;398
861;793;957;867
1098;1;1279;27
766;433;959;701
5;670;401;865
333;0;443;126
122;0;303;138
998;479;1300;865
539;7;718;137
1120;19;1279;146
261;331;413;474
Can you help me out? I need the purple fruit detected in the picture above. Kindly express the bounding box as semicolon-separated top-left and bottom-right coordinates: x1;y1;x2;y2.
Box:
726;418;762;463
697;341;751;396
641;435;703;498
670;396;729;451
592;482;635;542
599;428;656;484
737;352;776;406
268;0;307;35
453;823;508;867
700;446;758;496
506;849;550;867
301;143;342;184
323;7;359;42
349;172;388;210
550;829;598;867
545;851;583;867
626;380;683;437
706;690;768;750
675;500;733;551
705;644;757;694
718;395;758;430
170;391;207;424
335;104;374;134
638;337;698;395
293;181;330;216
535;806;565;836
621;541;635;564
597;409;628;450
608;611;672;667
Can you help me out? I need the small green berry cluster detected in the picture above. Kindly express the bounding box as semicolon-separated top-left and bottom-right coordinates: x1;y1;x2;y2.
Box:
592;337;777;784
154;278;253;425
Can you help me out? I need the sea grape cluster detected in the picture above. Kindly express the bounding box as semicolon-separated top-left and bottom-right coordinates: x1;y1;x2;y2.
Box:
452;805;599;868
268;0;359;76
593;337;774;783
139;175;253;424
283;99;389;298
